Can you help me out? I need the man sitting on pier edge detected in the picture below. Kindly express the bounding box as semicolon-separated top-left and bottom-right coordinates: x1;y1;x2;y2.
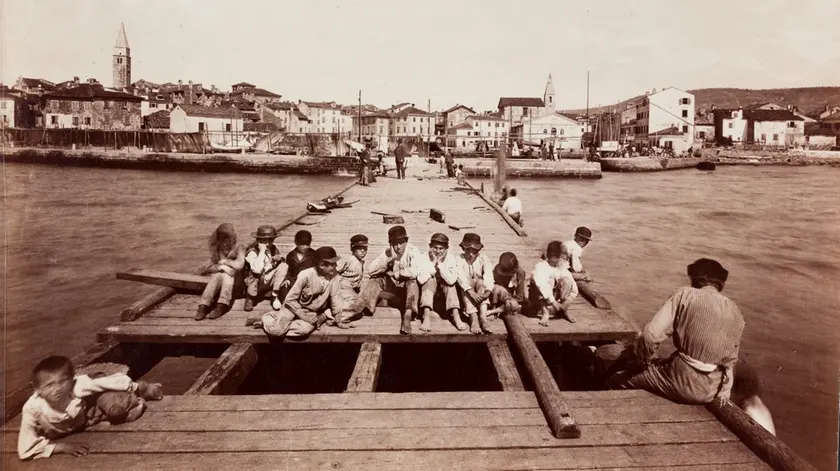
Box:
597;258;745;404
366;225;422;334
416;233;461;333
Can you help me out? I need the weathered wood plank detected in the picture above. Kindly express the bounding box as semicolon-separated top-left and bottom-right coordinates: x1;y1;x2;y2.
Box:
346;342;382;392
119;264;211;321
487;339;525;391
503;313;579;438
1;421;737;453
117;268;210;292
464;180;527;237
0;442;769;471
707;399;817;471
184;343;258;396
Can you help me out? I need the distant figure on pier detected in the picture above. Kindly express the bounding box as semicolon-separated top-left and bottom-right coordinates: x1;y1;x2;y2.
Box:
732;363;777;436
358;141;371;186
394;138;408;179
243;225;287;313
367;225;422;334
416;233;461;332
333;234;371;326
196;223;246;321
530;241;579;326
445;150;455;177
455;233;494;334
598;258;745;404
17;356;163;461
490;252;528;316
501;188;524;227
247;246;343;339
455;164;465;185
277;230;318;308
562;227;593;282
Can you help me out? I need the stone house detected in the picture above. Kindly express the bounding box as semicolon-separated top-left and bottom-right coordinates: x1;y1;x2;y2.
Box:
42;83;143;130
169;104;243;133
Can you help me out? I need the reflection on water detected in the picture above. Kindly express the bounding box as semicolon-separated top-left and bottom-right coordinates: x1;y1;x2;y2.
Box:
3;163;838;470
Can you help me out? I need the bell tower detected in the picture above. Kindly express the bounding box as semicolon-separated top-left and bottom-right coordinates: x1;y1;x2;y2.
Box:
543;74;556;114
112;23;131;89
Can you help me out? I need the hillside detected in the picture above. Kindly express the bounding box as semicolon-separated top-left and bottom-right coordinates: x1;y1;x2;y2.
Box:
562;87;840;116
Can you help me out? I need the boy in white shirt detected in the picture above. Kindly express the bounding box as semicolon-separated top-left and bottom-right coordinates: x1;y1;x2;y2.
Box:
530;241;579;326
501;188;524;226
417;233;461;332
367;225;423;335
456;233;494;334
562;226;593;282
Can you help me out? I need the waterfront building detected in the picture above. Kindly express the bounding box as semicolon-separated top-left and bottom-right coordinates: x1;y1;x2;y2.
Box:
619;87;696;153
389;106;434;140
297;101;342;134
515;112;584;150
169;104;243;133
713;107;805;146
354;111;391;151
42;83;142;130
441;104;476;129
497;75;556;125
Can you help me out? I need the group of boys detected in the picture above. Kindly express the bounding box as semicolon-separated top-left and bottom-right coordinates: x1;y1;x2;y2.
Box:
239;224;594;338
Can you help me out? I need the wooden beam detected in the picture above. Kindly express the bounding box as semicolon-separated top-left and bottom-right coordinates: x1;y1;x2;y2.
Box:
707;399;818;471
346;342;383;392
464;181;527;237
119;263;210;321
185;343;258;396
576;280;612;309
117;268;210;292
3;341;125;423
502;313;580;438
486;339;524;391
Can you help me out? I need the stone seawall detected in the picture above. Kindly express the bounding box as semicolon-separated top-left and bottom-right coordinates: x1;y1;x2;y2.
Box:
599;157;704;172
1;148;361;175
457;158;601;179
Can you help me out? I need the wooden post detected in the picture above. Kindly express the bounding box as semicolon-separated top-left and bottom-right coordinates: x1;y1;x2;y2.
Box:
185;343;258;395
494;138;506;198
119;263;210;321
502;313;580;438
707;399;817;471
487;339;524;391
346;341;383;392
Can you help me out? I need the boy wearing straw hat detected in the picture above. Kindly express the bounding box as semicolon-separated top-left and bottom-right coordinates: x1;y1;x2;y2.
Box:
455;233;494;334
530;241;579;326
367;225;422;335
417;233;461;332
243;225;287;312
247;246;344;339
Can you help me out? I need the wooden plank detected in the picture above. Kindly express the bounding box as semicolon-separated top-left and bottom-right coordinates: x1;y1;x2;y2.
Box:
1;422;738;453
503;313;579;438
577;280;612;309
487;339;525;391
0;442;770;471
464;180;527;237
184;343;258;396
119;264;211;321
707;399;817;471
346;342;382;392
117;268;210;292
2;340;124;424
591;466;769;471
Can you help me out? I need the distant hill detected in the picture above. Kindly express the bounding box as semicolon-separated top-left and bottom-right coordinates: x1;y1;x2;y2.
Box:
562;87;840;117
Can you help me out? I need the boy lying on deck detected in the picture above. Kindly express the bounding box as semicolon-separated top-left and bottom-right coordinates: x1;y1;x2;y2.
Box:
529;241;579;326
18;357;163;461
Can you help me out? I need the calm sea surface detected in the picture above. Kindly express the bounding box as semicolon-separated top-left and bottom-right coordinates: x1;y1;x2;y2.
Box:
3;163;838;469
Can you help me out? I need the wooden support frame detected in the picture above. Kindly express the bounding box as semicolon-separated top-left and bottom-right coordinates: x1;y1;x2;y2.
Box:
487;339;524;391
117;268;211;292
502;313;580;438
346;342;383;392
185;343;258;395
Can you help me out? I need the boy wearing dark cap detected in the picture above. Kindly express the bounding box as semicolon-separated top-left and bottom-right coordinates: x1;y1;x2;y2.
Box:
599;258;745;404
334;234;370;325
243;225;288;312
530;241;579;326
367;225;422;335
562;227;593;282
417;233;461;332
490;252;528;316
277;230;318;304
455;233;494;334
247;246;343;339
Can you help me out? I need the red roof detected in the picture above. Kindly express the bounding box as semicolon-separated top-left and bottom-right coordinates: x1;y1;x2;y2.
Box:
498;97;544;108
442;104;476;114
392;106;431;117
44;84;142;101
176;104;242;119
743;109;803;122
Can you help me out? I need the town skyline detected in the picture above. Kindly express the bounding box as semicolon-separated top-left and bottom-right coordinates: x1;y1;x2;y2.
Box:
3;0;839;111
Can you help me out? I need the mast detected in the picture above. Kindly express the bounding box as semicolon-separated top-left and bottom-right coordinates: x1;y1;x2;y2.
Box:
357;90;362;142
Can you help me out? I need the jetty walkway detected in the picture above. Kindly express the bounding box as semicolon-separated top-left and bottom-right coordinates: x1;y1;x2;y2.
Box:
3;174;809;470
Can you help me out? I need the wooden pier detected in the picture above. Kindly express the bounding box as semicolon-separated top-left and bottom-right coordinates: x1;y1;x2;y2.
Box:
2;175;814;470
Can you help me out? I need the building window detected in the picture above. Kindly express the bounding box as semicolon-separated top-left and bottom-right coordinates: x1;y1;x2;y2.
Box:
761;133;767;141
50;115;58;125
198;122;205;132
0;101;5;109
559;129;565;135
72;117;79;126
413;127;416;133
788;121;796;128
699;131;706;138
680;98;691;105
105;101;111;109
225;123;232;132
72;101;79;111
681;110;688;118
413;117;416;122
543;129;547;134
124;115;130;125
379;126;383;133
85;117;91;126
728;122;733;129
50;100;58;110
773;134;779;141
682;125;688;133
522;107;528;117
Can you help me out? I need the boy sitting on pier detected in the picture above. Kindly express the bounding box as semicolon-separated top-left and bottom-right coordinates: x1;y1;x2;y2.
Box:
530;241;579;326
367;225;422;335
196;223;246;321
416;233;461;332
247;246;343;339
278;230;318;304
456;233;494;334
563;226;593;282
18;357;163;461
243;225;287;312
333;234;370;326
490;252;528;316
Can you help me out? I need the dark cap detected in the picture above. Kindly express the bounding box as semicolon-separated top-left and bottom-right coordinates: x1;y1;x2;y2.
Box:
494;252;519;278
315;246;341;264
459;233;483;250
388;225;409;243
575;226;592;241
687;258;728;283
294;230;312;245
429;233;449;247
546;240;564;257
350;234;369;248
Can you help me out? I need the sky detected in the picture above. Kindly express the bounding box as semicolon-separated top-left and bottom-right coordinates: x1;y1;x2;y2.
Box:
2;0;839;111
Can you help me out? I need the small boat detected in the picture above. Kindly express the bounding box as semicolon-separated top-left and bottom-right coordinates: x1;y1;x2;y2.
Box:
696;161;716;171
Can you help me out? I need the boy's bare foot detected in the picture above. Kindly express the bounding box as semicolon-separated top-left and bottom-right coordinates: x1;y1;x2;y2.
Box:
560;310;577;323
137;381;163;401
124;398;147;422
195;304;209;321
419;308;432;332
400;311;412;335
469;312;482;334
539;313;551;327
243;298;255;312
478;314;492;334
450;309;468;331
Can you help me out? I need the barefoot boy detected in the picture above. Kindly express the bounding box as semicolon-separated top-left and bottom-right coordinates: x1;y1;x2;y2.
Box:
562;227;593;282
334;234;370;326
278;230;318;307
243;225;287;312
530;241;579;326
18;356;162;461
248;246;343;339
456;233;494;334
367;225;422;335
490;252;528;316
416;233;461;332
